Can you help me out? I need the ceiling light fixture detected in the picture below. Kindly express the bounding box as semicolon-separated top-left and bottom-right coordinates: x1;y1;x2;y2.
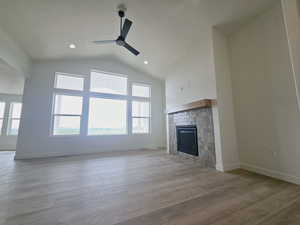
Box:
144;60;148;65
69;44;76;49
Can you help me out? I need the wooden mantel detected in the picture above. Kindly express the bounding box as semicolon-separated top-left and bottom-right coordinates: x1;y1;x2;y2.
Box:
166;99;216;114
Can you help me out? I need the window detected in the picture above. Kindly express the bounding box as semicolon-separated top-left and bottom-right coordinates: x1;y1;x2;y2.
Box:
132;84;151;98
88;98;127;135
0;102;5;135
52;73;84;136
132;101;150;134
90;71;127;95
8;102;22;135
50;70;151;136
55;73;84;91
131;84;151;134
52;94;83;135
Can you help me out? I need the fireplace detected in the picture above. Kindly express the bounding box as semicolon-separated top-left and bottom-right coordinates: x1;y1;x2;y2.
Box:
176;126;198;156
167;99;216;168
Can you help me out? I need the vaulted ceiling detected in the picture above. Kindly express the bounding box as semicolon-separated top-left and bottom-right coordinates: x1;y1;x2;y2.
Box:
0;0;278;79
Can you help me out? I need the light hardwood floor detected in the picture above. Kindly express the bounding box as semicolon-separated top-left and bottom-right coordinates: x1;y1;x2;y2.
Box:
0;150;300;225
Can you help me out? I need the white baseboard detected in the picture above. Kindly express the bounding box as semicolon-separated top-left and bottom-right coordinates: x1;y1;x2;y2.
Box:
14;148;158;160
216;163;224;172
217;162;300;185
241;162;300;185
0;145;16;151
216;162;240;172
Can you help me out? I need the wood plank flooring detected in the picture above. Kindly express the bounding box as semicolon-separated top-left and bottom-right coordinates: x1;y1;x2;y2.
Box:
0;150;299;225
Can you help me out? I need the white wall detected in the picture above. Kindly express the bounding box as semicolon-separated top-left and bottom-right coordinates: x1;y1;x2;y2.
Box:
0;60;24;151
164;21;240;172
0;26;31;78
0;94;22;150
15;57;166;159
281;0;300;111
0;73;24;95
0;59;24;95
229;2;300;184
165;31;217;108
212;29;240;171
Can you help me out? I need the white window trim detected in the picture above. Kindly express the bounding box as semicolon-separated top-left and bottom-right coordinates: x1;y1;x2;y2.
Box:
51;72;86;137
132;82;152;98
132;100;151;135
87;97;128;136
131;83;151;135
87;70;129;136
54;72;86;92
50;93;83;137
7;102;22;136
90;69;128;96
50;70;152;137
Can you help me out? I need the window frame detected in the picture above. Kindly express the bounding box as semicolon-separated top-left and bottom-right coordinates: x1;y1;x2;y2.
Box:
131;83;152;135
87;97;128;136
132;82;151;98
51;72;87;137
131;100;151;134
7;102;22;136
50;70;152;137
87;70;129;136
51;93;84;136
89;69;128;96
54;72;85;91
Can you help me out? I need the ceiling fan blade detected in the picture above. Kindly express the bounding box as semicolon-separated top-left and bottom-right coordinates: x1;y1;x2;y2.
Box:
123;42;140;56
93;40;116;44
121;19;132;39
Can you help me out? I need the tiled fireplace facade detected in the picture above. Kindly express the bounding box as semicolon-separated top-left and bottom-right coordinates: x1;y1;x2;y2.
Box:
168;107;216;168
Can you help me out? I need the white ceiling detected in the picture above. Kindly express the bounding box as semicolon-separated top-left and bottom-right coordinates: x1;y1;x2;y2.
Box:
0;0;278;79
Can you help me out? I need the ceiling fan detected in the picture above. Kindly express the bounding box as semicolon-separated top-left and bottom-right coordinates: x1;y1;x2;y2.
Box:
93;5;140;56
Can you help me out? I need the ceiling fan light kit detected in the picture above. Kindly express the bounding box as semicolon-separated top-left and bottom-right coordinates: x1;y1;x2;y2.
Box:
93;5;140;56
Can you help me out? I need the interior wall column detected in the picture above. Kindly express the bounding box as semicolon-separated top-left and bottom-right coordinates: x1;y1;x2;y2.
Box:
281;0;300;111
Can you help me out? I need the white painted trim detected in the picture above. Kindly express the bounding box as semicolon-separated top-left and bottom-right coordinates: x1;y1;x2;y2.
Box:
132;82;152;98
14;148;154;160
166;114;170;154
218;161;300;185
0;145;16;150
241;162;300;185
212;105;225;172
216;163;224;172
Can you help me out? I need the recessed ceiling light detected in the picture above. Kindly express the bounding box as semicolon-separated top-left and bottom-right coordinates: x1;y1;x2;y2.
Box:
144;60;148;65
69;44;76;49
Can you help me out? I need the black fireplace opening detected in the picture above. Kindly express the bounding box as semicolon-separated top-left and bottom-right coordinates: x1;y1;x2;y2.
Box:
176;125;198;156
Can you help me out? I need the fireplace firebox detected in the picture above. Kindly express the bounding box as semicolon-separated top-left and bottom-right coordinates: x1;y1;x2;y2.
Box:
176;125;198;156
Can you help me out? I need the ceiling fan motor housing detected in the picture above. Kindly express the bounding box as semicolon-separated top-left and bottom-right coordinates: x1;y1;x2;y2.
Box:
118;10;125;18
116;36;125;46
117;4;127;18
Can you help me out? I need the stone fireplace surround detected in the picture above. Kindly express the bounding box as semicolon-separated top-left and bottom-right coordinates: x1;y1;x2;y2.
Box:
167;99;216;168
